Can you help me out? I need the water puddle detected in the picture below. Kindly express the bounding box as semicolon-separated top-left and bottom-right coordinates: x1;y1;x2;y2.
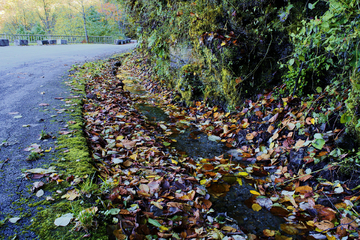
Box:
121;73;147;95
135;103;169;122
169;127;225;158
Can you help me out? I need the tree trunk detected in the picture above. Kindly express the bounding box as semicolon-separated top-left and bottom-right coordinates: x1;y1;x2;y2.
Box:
81;4;89;43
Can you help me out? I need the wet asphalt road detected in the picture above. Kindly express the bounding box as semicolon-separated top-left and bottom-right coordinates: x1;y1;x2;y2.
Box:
0;43;136;239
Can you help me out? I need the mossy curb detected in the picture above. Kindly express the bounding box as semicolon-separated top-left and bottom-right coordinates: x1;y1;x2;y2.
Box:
28;61;111;240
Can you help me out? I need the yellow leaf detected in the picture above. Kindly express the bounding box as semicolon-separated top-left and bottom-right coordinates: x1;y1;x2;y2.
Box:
263;229;275;237
45;147;52;152
306;221;315;227
237;172;248;177
222;226;237;232
326;234;336;240
237;178;243;186
252;203;262;211
130;154;137;160
200;179;208;185
159;225;169;231
171;159;178;164
250;190;261;196
151;201;163;209
116;135;124;140
311;118;315;124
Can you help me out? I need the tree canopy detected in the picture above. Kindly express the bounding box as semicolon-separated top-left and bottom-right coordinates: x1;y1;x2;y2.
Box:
0;0;129;37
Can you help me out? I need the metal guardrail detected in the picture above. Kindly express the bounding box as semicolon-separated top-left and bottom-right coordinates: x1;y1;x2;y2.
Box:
0;33;115;44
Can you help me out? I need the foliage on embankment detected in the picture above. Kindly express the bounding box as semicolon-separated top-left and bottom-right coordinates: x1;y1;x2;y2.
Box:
124;0;360;136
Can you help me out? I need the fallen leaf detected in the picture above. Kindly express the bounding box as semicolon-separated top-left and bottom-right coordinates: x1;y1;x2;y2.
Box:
250;190;261;196
263;229;275;237
315;220;334;231
25;167;56;174
9;217;21;223
252;203;262;211
121;140;137;149
269;113;279;123
61;189;80;201
54;213;73;227
280;223;299;235
208;135;222;142
36;189;44;197
295;186;313;194
39;103;49;106
222;225;237;232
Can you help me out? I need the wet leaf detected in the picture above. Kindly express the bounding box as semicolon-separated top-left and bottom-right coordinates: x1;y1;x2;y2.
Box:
36;189;44;197
263;229;275;237
315;220;334;231
312;139;325;150
295;185;312;194
61;189;80;201
9;217;21;223
54;213;73;227
250;190;260;196
148;218;162;227
252;203;262;211
280;223;299;235
25;166;56;174
208;135;222;142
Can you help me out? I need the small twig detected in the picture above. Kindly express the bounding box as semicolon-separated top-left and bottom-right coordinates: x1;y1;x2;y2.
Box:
274;162;341;187
292;62;304;97
241;34;273;83
320;219;360;234
0;158;9;170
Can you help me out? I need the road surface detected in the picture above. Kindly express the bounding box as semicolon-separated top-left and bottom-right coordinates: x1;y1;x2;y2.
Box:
0;43;136;238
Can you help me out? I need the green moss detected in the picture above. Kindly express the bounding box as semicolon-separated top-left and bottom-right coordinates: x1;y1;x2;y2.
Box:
29;201;88;240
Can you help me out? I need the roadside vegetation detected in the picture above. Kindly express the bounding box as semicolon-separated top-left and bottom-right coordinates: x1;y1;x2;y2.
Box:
2;0;360;239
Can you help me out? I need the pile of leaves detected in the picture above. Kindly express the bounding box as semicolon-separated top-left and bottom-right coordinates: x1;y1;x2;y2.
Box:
85;51;360;239
31;51;360;239
82;56;247;239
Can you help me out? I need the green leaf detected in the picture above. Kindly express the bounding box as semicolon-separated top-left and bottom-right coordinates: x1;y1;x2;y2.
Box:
340;113;351;124
163;142;171;146
316;87;322;93
314;133;323;139
208;135;222;142
312;139;325;150
148;32;157;47
289;59;295;66
148;218;162;227
108;208;120;215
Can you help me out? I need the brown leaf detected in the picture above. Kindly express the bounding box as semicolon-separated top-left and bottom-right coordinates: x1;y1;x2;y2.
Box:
280;223;299;235
178;190;195;201
315;205;336;221
295;186;312;195
314;220;334;231
263;229;275;237
269;113;279;123
121;140;137;149
123;160;132;167
246;133;254;140
295;139;305;148
267;124;275;134
61;189;80;201
270;206;290;217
